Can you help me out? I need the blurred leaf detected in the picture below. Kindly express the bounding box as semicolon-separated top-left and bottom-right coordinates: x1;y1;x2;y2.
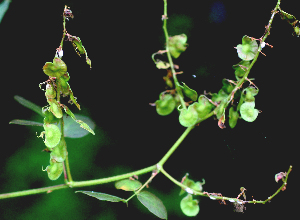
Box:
63;114;96;138
0;0;10;23
69;36;92;68
180;194;199;217
76;191;126;203
14;95;43;117
137;191;167;219
115;179;142;191
9;119;43;126
62;106;95;136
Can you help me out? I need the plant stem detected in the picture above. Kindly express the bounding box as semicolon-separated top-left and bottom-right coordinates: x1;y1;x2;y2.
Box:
0;165;157;199
163;0;186;110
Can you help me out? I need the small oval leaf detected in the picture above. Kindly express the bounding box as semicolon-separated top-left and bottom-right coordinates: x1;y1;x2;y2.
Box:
75;191;126;203
137;191;167;219
115;179;142;191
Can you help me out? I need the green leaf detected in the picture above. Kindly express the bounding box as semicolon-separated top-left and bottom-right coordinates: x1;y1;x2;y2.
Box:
180;194;199;217
180;82;198;101
62;106;95;135
69;36;92;68
9;119;43;126
43;58;67;78
156;60;170;69
179;105;198;127
156;94;176;116
14;95;43;117
137;191;167;219
0;0;11;23
240;101;259;122
168;34;188;58
62;114;96;138
75;191;126;203
236;35;258;61
115;179;142;191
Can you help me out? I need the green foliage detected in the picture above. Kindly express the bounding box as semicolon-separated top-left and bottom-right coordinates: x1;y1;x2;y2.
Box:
137;191;168;219
76;191;126;203
3;1;296;219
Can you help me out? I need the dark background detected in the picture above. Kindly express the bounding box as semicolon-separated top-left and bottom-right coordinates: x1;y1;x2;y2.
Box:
1;0;297;219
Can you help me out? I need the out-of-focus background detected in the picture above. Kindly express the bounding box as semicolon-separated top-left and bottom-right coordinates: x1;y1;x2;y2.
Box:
1;0;297;219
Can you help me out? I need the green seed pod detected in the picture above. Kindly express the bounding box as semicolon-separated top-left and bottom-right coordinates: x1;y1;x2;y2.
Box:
50;139;67;162
229;107;239;128
155;94;176;116
240;101;259;122
49;101;63;119
43;57;67;78
179;105;198;127
43;108;59;124
43;124;61;148
46;160;63;180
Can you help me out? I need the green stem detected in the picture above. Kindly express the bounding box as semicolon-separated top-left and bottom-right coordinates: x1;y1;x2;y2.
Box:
126;168;160;202
0;165;156;199
225;0;281;107
163;0;186;109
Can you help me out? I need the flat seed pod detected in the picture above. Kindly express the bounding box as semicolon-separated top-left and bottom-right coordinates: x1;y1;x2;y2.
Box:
240;101;259;122
50;139;66;162
46;161;63;180
179;105;198;127
43;58;67;78
43;124;61;148
156;94;176;116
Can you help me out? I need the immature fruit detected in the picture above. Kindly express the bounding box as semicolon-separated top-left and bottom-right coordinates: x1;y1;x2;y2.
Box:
240;101;259;122
156;94;176;116
43;124;61;148
179;105;198;127
46;160;63;180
